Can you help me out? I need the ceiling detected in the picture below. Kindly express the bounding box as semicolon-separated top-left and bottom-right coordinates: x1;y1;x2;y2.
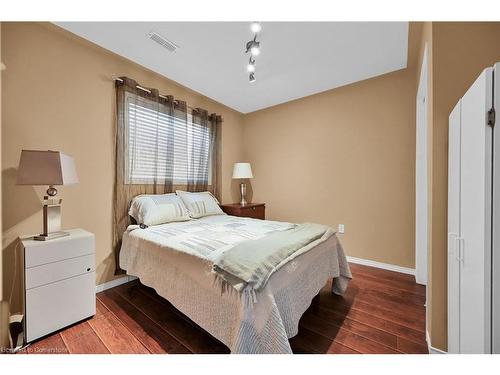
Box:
56;22;409;113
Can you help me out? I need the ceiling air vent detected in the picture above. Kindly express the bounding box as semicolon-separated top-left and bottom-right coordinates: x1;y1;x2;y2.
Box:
148;31;179;53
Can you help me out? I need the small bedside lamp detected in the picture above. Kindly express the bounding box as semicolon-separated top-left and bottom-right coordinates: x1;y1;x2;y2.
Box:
232;162;253;206
16;150;79;241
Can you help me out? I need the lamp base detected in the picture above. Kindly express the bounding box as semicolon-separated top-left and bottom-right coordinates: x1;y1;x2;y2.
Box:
33;231;70;241
35;194;66;241
240;182;248;206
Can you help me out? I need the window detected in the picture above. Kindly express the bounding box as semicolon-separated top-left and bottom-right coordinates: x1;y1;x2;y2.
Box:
124;93;212;185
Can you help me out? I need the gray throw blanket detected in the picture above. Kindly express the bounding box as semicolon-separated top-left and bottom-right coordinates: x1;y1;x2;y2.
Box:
212;223;333;295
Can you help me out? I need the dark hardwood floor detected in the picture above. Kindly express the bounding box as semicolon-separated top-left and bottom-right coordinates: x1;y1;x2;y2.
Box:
20;263;428;354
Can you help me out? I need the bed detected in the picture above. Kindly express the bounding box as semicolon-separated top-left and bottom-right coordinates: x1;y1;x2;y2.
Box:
119;214;351;354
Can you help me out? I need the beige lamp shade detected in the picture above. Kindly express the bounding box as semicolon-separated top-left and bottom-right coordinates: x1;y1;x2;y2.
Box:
16;150;79;186
232;162;253;179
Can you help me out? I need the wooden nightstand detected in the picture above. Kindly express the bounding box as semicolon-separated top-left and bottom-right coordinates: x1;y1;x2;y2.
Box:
220;203;265;220
22;229;96;343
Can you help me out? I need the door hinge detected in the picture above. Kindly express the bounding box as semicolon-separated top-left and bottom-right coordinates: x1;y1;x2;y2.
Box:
488;108;496;127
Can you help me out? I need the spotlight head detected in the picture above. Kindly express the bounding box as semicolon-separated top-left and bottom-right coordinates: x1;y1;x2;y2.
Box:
245;40;260;56
250;42;260;56
249;73;256;83
250;22;262;33
247;57;255;72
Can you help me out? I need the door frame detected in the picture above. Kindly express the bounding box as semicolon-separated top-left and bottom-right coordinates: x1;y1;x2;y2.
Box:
415;46;428;286
493;62;500;354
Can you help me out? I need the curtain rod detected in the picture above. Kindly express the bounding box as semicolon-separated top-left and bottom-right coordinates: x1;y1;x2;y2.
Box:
113;76;171;100
112;76;196;111
112;77;223;122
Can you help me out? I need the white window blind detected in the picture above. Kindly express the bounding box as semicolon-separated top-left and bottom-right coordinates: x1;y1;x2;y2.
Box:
124;94;211;185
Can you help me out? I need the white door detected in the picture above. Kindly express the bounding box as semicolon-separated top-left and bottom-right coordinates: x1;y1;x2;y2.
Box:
447;101;462;354
459;68;493;353
492;63;500;354
415;48;428;286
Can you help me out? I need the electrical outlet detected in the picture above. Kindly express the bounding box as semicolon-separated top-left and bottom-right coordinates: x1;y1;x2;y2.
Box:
338;224;345;234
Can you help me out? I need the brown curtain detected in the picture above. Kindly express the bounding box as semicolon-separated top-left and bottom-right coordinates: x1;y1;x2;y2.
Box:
188;109;222;199
113;77;222;274
113;77;187;274
209;113;222;200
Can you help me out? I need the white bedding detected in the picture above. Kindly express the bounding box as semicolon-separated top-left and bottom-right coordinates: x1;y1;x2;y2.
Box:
119;215;351;354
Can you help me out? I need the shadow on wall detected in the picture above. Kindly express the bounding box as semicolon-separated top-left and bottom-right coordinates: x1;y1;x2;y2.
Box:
2;167;41;314
2;240;23;315
97;252;116;285
2;168;40;231
230;179;241;203
245;180;254;203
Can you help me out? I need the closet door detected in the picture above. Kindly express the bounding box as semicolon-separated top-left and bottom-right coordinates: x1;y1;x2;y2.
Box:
459;68;493;354
448;101;462;354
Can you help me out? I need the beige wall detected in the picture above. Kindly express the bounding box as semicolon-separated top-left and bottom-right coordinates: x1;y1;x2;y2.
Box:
242;24;421;269
426;22;500;351
1;22;245;312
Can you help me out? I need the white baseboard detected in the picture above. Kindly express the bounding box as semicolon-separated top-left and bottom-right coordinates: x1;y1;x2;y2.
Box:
95;275;137;293
347;256;415;276
426;330;447;354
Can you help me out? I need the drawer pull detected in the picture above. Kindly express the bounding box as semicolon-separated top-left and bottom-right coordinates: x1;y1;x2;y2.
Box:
252;207;256;210
86;268;91;272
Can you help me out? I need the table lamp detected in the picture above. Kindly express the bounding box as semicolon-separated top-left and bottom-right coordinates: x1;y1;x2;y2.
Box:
16;150;79;241
232;162;253;206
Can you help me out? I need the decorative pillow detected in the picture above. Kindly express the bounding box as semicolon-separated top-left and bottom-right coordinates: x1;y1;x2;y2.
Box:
129;193;191;226
176;190;225;219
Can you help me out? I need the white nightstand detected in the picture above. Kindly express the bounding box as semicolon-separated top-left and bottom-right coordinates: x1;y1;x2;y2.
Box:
22;229;96;343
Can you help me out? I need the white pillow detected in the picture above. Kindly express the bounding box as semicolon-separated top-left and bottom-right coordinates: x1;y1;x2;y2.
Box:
176;190;225;219
129;193;191;226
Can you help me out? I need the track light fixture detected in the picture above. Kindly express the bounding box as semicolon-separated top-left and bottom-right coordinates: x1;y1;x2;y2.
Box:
245;22;262;83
